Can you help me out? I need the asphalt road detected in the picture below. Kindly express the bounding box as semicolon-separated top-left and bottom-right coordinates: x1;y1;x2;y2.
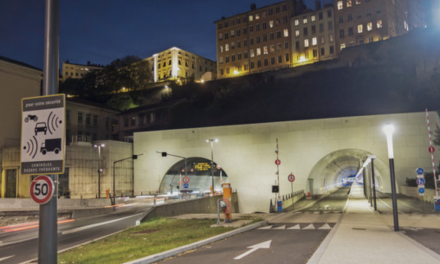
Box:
0;204;151;264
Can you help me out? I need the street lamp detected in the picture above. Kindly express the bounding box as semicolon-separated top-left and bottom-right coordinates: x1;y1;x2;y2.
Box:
94;143;105;198
112;154;142;205
157;152;187;197
383;123;399;231
206;138;218;195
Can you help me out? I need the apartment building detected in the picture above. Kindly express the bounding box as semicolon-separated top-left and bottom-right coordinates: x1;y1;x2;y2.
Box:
215;1;304;79
143;47;216;83
334;0;426;52
62;61;103;80
291;2;337;66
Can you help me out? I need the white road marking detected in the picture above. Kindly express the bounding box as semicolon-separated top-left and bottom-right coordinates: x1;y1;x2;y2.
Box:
258;225;272;230
61;213;143;235
0;256;14;262
303;224;316;230
318;223;332;230
288;224;301;230
274;225;286;230
234;240;271;260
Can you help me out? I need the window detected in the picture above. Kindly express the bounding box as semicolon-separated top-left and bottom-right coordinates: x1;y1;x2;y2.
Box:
304;39;309;47
257;60;261;68
231;54;235;61
277;43;282;51
238;53;242;60
276;6;280;13
256;14;260;20
303;27;308;36
348;13;353;21
243;28;247;34
231;30;235;37
321;36;325;44
249;15;253;21
282;4;287;11
313;49;318;58
78;112;83;124
237;29;241;36
311;25;316;34
263;34;267;42
225;56;229;63
269;8;273;15
225;44;229;51
327;10;332;17
220;45;224;53
319;12;323;20
256;24;260;31
329;33;334;42
330;45;334;54
250;25;254;32
295;41;300;50
328;21;333;30
319;23;324;32
225;33;229;39
284;42;289;49
340;43;346;50
284;29;289;37
340;29;344;38
264;46;268;55
277;31;281;38
225;22;228;28
231;42;235;49
312;37;317;46
348;27;354;36
337;1;343;10
356;0;361;4
250;38;254;45
219;33;223;41
93;115;98;126
219;57;223;64
270;33;274;40
226;68;230;74
85;114;91;126
262;22;267;30
256;48;261;56
244;39;248;46
250;49;255;57
321;47;325;56
294;19;299;26
220;69;224;75
303;17;308;24
244;51;248;58
367;22;373;31
283;16;288;24
295;29;300;37
278;55;282;63
271;57;275;64
131;116;136;126
256;37;260;44
237;41;241;48
270;44;275;52
377;20;383;28
285;53;289;62
347;0;352;7
358;24;363;33
339;16;343;23
311;15;316;22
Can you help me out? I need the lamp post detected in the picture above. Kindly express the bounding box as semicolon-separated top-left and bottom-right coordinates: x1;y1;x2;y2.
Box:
206;138;218;195
112;154;142;205
157;152;187;198
94;143;105;198
384;123;399;231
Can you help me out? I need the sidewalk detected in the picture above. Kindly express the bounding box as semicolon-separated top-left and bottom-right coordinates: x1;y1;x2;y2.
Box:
308;198;440;264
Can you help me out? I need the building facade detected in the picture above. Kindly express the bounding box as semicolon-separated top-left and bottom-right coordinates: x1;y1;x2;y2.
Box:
62;61;103;80
291;3;337;66
215;1;304;79
334;0;426;52
143;47;216;84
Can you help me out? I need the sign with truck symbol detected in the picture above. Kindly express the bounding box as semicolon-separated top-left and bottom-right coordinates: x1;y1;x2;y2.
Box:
21;94;65;175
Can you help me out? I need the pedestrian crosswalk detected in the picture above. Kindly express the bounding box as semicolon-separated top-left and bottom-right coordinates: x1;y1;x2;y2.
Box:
258;223;334;230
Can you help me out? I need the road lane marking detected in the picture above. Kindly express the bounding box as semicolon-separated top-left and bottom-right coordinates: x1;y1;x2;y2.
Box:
288;224;301;229
258;225;272;230
274;225;286;230
234;240;271;260
61;213;143;235
303;224;315;230
318;223;332;230
0;256;14;262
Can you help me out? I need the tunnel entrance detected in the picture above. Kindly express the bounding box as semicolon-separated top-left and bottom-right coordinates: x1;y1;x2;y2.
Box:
159;157;228;195
307;149;387;196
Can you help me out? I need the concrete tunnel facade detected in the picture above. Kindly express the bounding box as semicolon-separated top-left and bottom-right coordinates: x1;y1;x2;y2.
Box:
133;111;439;213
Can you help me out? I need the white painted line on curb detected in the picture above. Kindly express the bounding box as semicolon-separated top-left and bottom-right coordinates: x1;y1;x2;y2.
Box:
0;256;14;262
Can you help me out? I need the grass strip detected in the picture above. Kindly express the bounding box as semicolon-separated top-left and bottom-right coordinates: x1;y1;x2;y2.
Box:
58;217;237;264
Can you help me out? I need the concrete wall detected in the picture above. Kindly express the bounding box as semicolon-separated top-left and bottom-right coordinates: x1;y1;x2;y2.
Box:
144;193;239;220
1;140;133;199
400;186;437;203
134;111;439;213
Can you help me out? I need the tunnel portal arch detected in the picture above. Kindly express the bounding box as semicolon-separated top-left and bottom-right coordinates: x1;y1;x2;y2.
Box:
307;149;389;196
159;157;228;195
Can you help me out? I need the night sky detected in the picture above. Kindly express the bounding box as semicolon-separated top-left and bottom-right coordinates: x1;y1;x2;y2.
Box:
0;0;332;70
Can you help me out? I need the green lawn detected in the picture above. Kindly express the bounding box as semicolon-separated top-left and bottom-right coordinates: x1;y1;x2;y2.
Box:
58;217;236;264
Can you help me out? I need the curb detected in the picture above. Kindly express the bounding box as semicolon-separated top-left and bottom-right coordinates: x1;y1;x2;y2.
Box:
123;220;268;264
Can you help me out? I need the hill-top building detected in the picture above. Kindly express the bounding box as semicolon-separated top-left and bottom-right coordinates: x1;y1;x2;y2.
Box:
143;47;217;84
62;61;103;80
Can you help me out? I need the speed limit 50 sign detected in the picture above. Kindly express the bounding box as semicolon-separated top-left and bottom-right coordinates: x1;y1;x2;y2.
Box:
30;175;55;204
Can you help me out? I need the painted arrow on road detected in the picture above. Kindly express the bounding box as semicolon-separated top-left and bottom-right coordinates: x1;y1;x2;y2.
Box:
234;240;272;260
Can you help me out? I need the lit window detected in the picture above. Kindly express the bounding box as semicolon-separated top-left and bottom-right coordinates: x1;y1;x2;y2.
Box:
270;20;274;28
284;29;289;37
295;29;300;37
321;36;325;44
264;46;268;55
377;20;383;28
303;17;308;24
329;33;334;42
294;19;299;26
256;14;260;20
249;15;253;21
358;24;363;33
231;30;235;37
219;57;223;64
312;37;317;46
367;22;373;31
220;46;224;53
304;39;309;47
256;48;261;56
347;0;352;7
311;15;316;22
225;44;229;51
219;33;223;40
340;43;346;50
337;1;343;10
270;45;275;53
356;0;361;4
250;49;255;57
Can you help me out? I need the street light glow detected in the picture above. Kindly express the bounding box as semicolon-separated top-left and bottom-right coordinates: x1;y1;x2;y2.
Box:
383;123;395;158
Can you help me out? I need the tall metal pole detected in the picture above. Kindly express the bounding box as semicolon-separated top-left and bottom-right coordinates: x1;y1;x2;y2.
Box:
371;158;377;211
210;140;214;195
384;123;399;232
40;0;59;263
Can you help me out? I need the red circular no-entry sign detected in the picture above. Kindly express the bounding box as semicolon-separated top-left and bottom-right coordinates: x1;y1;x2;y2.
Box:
288;173;295;182
275;159;281;166
428;146;436;154
182;176;190;184
30;175;54;204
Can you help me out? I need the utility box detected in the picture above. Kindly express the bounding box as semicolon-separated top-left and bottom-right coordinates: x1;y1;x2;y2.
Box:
434;196;440;211
277;200;283;212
